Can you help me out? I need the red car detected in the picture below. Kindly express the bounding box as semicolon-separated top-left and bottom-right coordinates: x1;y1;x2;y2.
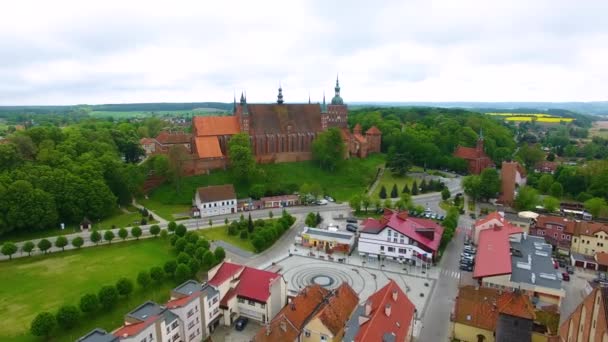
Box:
562;272;570;281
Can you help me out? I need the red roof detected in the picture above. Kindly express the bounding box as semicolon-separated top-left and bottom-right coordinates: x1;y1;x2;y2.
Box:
454;146;483;160
156;131;191;144
209;262;281;303
361;210;444;252
208;262;243;286
366;126;381;135
140;137;157;145
113;316;157;337
193;116;241;136
355;279;415;342
474;211;505;227
220;287;237;308
473;226;520;278
165;293;198;309
195;136;224;158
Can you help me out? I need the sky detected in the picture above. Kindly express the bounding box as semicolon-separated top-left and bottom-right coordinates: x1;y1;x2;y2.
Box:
1;0;608;105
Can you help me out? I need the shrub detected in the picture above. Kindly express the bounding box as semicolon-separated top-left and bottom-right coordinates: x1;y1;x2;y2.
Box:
54;236;68;251
240;231;248;239
131;226;143;240
1;242;18;259
71;236;84;249
103;230;115;244
97;286;119;310
30;312;56;338
55;305;79;329
90;231;101;245
79;293;99;313
37;239;52;253
390;184;398;198
137;270;152;289
379;185;387;199
116;278;134;297
118;227;128;240
150;225;161;237
22;241;35;256
168;221;177;233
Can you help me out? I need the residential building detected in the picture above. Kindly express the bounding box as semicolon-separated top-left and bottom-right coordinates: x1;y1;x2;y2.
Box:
571;221;608;257
77;329;118;342
503;212;532;233
359;209;444;264
193;184;237;217
207;261;287;325
453;286;557;342
529;215;576;254
453;131;494;174
140;131;192;156
474;230;566;307
297;227;356;254
113;301;180;342
344;279;416;342
534;161;558;174
559;286;608;341
472;211;522;245
261;195;300;208
168;280;221;340
498;161;526;206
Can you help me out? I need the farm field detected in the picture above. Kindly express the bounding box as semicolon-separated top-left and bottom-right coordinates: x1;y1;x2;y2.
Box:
89;108;228;119
589;121;608;139
0;238;174;342
487;112;574;123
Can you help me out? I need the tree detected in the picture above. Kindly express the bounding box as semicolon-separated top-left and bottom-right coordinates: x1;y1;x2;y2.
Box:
55;305;79;329
268;211;273;219
103;230;115;244
71;236;84;249
131;226;142;240
441;188;451;201
202;250;215;269
311;128;345;171
402;184;410;194
164;260;178;276
137;270;152;289
390;184;398;198
479;168;500;200
247;214;254;233
585;198;608;218
374;199;382;211
361;195;371;213
38;239;52;254
168;221;177;233
97;285;119;310
349;195;362;213
411;181;419;195
517;144;545;167
118;227;128;240
149;225;160;237
1;242;18;259
305;212;317;227
214;247;226;262
90;230;101;245
167;145;188;192
542;196;560;212
419;179;428;193
514;186;540;211
228;133;258;182
175;224;187;237
538;174;554;194
79;293;99;313
383;199;392;209
116;277;134;297
22;241;35;256
379;185;387;199
462;175;482;201
174;238;187;252
549;182;564;198
150;266;165;283
387;152;411;176
30;312;56;338
174;263;191;282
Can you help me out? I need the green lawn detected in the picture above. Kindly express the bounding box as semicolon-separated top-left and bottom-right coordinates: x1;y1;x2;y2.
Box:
91;210;148;230
0;238;175;341
149;154;386;207
138;198;192;221
197;225;255;252
373;171;417;199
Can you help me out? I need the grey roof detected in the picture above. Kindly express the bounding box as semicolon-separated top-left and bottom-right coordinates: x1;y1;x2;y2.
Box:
77;328;119;342
173;279;219;299
163;309;178;324
127;301;164;321
302;227;355;244
201;283;219;299
343;304;365;342
504;212;531;224
510;236;562;290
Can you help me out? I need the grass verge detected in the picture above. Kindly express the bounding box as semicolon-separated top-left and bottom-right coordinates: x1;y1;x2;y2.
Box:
197;225;255;252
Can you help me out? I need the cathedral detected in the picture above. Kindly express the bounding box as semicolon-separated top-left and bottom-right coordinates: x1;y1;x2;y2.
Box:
180;77;381;175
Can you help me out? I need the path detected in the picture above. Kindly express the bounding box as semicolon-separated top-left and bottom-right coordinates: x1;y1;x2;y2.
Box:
366;166;385;196
132;199;168;224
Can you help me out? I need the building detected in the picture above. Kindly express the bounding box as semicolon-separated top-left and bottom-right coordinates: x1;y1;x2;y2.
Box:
297;227;356;254
193;184;237;217
359;209;444;264
181;77;382;175
535;161;559;174
140;131;192;156
453;131;494;174
261;195;300;208
112;301;181;342
559;286;608;341
570;220;608;270
77;329;118;342
503;212;533;233
474;230;566;307
344;279;416;342
168;280;221;339
452;286;557;342
472;211;523;244
529;215;576;254
498;161;526;206
207;261;287;325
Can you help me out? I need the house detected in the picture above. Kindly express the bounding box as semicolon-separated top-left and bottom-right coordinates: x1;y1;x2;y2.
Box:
452;286;557;342
344;279;416;342
297;227;356;254
474;230;566;307
193;184;237;217
472;211;523;245
261;195;300;208
503;212;532;233
140;131;192;156
359;209;444;265
112;301;180;342
529;215;576;254
453;132;494;174
570;220;608;270
559;286;608;341
77;328;118;342
167;280;221;339
535;161;558;174
207;261;287;325
498;161;526;206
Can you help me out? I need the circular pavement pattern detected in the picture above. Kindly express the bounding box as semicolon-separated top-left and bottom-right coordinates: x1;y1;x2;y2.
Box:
282;262;373;294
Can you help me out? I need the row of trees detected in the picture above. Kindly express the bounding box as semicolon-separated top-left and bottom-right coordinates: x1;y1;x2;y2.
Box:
439;207;460;253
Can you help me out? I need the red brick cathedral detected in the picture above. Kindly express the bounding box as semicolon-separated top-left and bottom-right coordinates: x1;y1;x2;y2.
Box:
179;77;381;175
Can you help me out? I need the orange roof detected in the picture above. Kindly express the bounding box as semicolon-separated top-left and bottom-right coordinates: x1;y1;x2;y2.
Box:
497;291;536;320
193;116;240;136
165;293;198;309
156;131;191;144
353;279;416;342
454;146;485;160
354;133;366;143
195;136;224;158
366;126;381;135
313;283;359;335
113;316;157;337
596;252;608;266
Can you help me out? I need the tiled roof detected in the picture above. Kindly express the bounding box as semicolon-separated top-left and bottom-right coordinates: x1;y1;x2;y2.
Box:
113;316;157;338
535;161;558;172
474;211;505;227
196;184;237;203
165;292;198;309
247;104;322;134
140;138;157;145
253;285;330;342
535;215;576;234
209;262;281;303
155;131;191;144
353;133;367;143
576;221;608;236
208;262;243;286
454;146;483;160
559;287;608;341
473;226;515;278
596;252;608;266
345;279;415;342
219;287;237;309
195;136;224;158
454;286;534;331
361;210;444;252
313;283;359;336
193;116;240;136
353;123;362;132
366;126;381;135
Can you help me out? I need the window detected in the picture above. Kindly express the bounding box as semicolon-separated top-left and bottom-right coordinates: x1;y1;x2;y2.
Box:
304;330;311;337
188;321;195;329
393;238;398;243
261;303;266;308
140;338;147;342
400;238;404;244
554;233;558;238
213;308;219;314
149;333;153;340
238;298;245;303
248;300;255;306
189;333;195;341
387;230;392;236
187;309;194;318
171;321;179;329
380;246;385;251
172;333;180;342
166;326;170;334
399;248;407;254
566;235;571;240
321;335;328;341
212;296;218;304
574;238;578;243
387;247;395;252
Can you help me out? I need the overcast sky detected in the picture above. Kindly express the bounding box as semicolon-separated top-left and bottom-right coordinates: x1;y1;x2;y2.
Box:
1;0;607;105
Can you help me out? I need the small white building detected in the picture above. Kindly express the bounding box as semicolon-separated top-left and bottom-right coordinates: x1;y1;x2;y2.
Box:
194;184;237;217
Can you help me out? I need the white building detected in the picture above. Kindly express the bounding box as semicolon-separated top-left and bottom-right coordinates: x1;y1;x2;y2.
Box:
193;184;237;218
168;280;222;339
112;302;181;342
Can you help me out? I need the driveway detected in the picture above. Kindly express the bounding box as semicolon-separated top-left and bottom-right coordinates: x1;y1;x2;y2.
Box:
211;319;262;342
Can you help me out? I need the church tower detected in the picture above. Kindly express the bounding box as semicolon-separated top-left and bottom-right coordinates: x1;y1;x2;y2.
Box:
325;74;348;129
238;92;249;132
476;128;484;153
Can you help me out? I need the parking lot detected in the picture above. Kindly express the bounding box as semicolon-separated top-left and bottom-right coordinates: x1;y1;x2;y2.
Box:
211;318;262;342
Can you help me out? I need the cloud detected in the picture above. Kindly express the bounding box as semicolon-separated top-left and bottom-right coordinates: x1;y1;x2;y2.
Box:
1;0;607;104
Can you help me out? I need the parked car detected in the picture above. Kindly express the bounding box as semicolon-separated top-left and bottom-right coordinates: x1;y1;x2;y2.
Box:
235;317;249;331
463;247;476;254
558;260;567;268
460;264;473;272
439;215;445;221
469;213;476;219
566;266;574;274
461;254;474;261
324;195;335;202
346;224;357;233
346;217;358;224
316;199;328;205
562;272;570;281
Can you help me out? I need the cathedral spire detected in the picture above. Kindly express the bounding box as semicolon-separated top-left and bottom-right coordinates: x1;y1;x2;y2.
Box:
322;91;327;112
233;90;237;113
277;83;284;104
308;92;311;104
331;74;344;105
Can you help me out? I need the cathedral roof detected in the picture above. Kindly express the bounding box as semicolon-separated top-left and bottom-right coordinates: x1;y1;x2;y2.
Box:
193;116;240;136
247;103;322;134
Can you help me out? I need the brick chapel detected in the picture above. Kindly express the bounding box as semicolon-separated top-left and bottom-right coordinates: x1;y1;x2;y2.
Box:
171;77;381;175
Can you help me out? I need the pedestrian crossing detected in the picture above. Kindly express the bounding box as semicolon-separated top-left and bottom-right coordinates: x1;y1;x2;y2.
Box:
440;268;462;279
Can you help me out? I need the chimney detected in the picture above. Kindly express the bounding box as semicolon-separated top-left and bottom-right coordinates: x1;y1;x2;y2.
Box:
365;300;372;316
280;321;287;332
385;304;392;317
392;289;398;301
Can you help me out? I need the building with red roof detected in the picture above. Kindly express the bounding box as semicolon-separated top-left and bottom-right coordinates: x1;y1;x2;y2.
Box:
344;279;416;342
140;131;192;156
207;260;287;326
453;133;494;174
359;209;444;264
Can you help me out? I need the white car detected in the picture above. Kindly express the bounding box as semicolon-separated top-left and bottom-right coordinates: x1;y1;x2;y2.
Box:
324;196;335;202
316;199;328;205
